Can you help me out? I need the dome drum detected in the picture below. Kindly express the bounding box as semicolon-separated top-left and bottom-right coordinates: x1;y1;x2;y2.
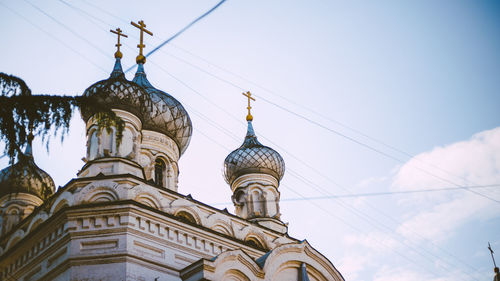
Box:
225;166;283;189
82;59;193;158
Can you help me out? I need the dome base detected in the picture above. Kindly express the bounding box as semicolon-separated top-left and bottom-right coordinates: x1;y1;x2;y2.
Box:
78;157;145;179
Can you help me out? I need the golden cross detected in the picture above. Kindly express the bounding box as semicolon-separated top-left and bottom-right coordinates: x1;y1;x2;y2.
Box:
110;28;128;59
131;20;153;64
242;91;256;121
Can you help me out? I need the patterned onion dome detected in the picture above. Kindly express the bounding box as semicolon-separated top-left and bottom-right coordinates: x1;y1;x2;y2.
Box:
224;121;285;185
80;58;152;123
133;63;192;155
0;137;55;200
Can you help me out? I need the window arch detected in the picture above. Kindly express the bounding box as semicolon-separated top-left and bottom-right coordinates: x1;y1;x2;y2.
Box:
176;210;197;225
154;158;166;187
88;129;98;160
245;235;265;250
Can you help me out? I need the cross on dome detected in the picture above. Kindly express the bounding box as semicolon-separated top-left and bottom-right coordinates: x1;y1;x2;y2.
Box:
131;20;153;64
110;28;128;59
242;91;255;121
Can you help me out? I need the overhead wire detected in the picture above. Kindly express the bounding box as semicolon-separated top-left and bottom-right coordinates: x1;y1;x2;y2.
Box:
52;2;490;277
151;45;500;203
65;0;491;203
175;89;472;278
0;1;107;73
169;112;442;277
72;0;499;205
142;51;495;274
109;10;500;204
9;1;490;278
128;0;227;73
167;41;481;187
23;0;112;61
148;65;467;275
285;169;481;279
139;38;485;281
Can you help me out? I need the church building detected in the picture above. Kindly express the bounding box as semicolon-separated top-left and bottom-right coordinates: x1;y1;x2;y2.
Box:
0;22;344;281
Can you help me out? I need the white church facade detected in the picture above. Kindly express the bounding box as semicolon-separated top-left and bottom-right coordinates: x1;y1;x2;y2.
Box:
0;24;344;281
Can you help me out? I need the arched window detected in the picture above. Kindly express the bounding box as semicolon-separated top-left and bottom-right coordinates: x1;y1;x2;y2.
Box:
154;158;166;187
89;130;98;160
102;128;115;156
176;211;197;225
245;236;265;249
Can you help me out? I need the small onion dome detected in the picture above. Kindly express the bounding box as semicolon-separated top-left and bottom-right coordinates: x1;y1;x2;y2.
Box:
0;136;55;200
133;63;192;156
80;58;152;123
224;121;285;185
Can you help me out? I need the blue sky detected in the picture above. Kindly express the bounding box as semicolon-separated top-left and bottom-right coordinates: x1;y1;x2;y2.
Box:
1;1;499;280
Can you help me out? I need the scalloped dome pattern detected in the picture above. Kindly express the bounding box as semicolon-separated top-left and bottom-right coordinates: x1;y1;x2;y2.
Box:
81;58;152;123
0;154;55;200
224;122;285;185
133;64;192;155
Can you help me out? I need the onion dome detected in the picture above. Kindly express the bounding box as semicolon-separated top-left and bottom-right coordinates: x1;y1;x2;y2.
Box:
224;121;285;185
0;135;55;200
80;57;152;123
132;63;192;155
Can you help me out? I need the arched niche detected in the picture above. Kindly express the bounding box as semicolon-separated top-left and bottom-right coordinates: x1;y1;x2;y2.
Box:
117;126;136;157
26;212;49;234
52;199;69;214
271;262;327;281
101;127;116;156
175;210;198;225
134;193;161;209
263;187;279;218
84;187;119;203
223;269;251;281
5;228;24;250
154;157;166;187
88;128;99;160
211;222;233;236
262;241;343;281
249;188;264;217
244;234;267;250
50;192;74;215
3;206;22;234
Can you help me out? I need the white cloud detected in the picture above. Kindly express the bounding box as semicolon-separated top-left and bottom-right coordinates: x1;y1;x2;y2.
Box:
392;127;500;242
337;253;371;280
373;266;460;281
393;127;500;192
357;175;389;188
344;231;399;252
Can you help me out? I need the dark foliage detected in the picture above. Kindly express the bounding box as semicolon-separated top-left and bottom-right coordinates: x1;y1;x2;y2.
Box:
0;72;124;164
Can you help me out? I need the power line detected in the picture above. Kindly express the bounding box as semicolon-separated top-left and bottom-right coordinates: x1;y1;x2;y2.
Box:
23;0;111;61
159;76;468;275
179;118;446;278
12;2;496;276
147;58;486;279
168;41;480;187
120;35;486;278
116;16;500;204
124;0;227;73
284;169;483;279
166;42;500;204
170;79;481;278
0;2;106;73
70;0;498;206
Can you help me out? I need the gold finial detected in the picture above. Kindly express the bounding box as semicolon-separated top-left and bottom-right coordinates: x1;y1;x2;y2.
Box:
242;91;255;121
110;28;128;59
131;20;153;64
